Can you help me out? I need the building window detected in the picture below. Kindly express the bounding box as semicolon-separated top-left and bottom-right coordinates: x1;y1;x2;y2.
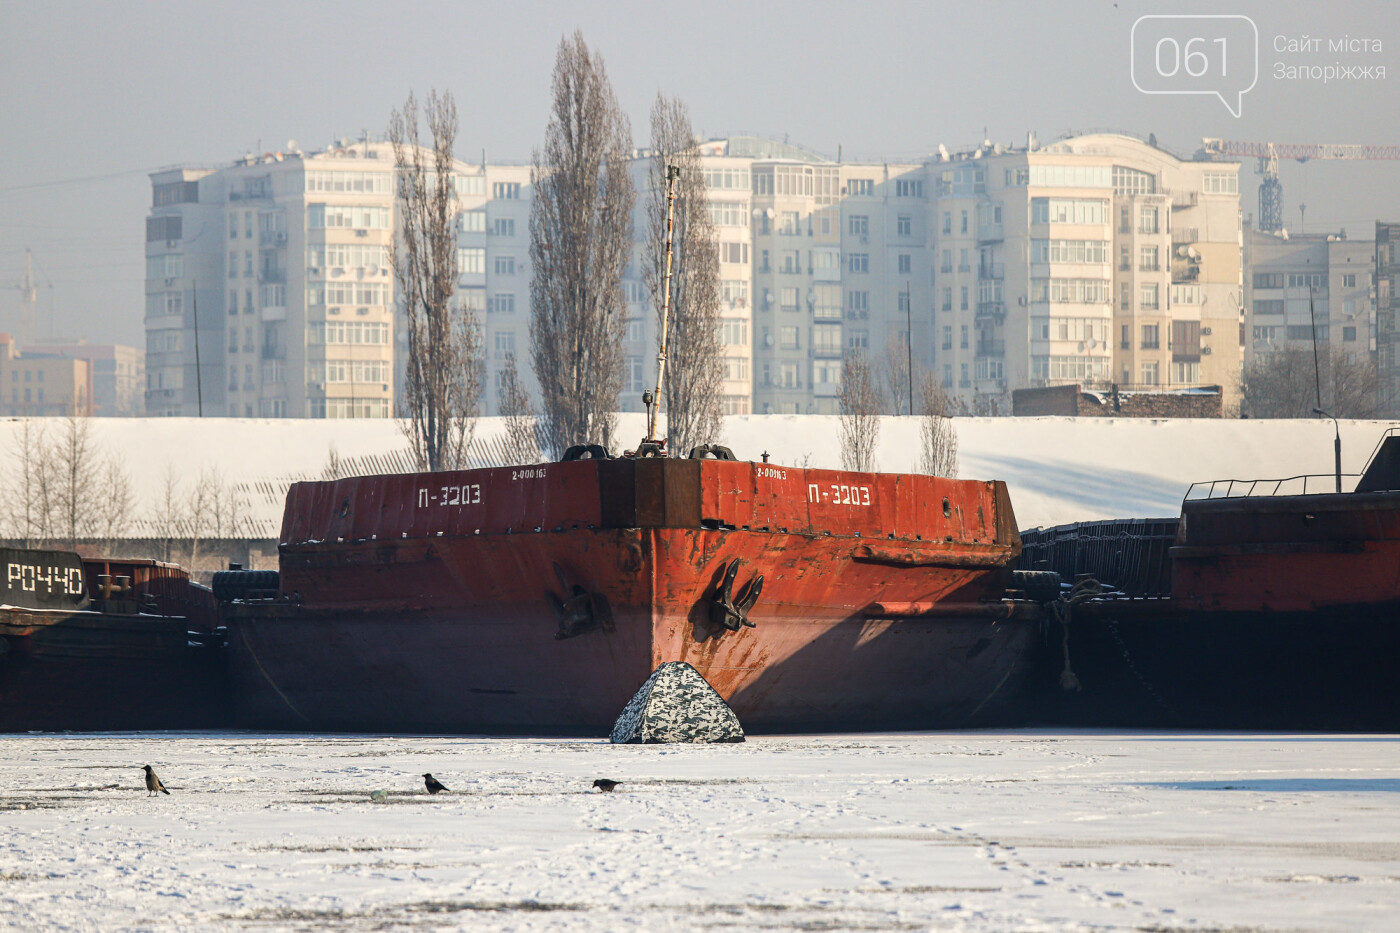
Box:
1139;246;1159;271
492;182;520;199
846;291;869;316
895;179;923;198
942;287;952;312
1343;273;1357;288
940;250;952;273
458;248;485;274
942;212;951;234
780;287;799;312
897;254;912;275
1141;324;1159;349
460;210;486;232
1140;361;1159;385
848;215;868;236
960;325;969;349
942;326;953;350
847;178;873;196
847;253;869;274
1112;166;1156;196
1253;299;1284;316
1344;326;1357;342
625;357;645;393
960;210;969;234
1140;282;1159;310
779;326;799;349
721;242;749;264
1201;172;1237;194
491;217;515;237
779;362;799;388
488;293;516;314
897;214;912;238
494;255;516;275
1138;206;1159;234
960;286;969;311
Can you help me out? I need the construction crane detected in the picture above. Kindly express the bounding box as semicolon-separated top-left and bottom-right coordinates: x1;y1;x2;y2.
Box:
7;247;41;348
1200;139;1400;234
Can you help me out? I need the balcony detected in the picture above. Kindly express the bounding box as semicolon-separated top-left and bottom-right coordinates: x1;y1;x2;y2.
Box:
1171;191;1198;210
975;339;1005;357
1171;227;1199;245
261;345;286;361
977;225;1004;244
258;269;286;284
978;262;1004;280
975;301;1005;321
259;230;288;246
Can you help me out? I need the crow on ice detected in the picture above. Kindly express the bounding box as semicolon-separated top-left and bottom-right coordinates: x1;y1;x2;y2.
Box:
423;773;448;795
592;778;621;793
142;765;170;796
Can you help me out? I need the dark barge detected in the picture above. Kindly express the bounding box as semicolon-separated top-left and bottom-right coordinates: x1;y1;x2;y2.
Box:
0;549;225;732
1022;430;1400;729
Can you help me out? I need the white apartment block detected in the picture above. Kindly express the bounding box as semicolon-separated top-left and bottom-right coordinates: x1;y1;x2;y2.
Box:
148;132;1246;421
1243;223;1374;362
146;142;537;419
928;133;1243;411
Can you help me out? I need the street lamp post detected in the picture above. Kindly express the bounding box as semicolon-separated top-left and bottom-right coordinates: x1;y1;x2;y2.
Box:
1312;407;1342;493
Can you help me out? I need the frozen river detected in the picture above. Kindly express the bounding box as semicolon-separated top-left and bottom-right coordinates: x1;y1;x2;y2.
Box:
1;730;1397;931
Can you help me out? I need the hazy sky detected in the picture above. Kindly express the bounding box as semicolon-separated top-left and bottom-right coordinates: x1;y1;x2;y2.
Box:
2;0;1397;346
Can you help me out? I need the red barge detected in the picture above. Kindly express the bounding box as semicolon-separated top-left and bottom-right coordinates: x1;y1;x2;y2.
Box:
1022;430;1400;729
0;549;225;732
225;455;1041;734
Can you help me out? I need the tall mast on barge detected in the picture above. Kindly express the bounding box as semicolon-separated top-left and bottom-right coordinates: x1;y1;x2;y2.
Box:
642;164;681;453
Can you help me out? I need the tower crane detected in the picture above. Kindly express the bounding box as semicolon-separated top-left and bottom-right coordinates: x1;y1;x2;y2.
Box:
1200;139;1400;234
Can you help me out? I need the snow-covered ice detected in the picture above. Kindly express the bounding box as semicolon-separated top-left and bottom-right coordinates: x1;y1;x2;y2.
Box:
2;730;1397;931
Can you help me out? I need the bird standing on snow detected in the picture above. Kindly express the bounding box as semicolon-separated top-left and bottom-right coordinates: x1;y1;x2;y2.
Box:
592;778;620;793
142;765;170;796
423;773;448;794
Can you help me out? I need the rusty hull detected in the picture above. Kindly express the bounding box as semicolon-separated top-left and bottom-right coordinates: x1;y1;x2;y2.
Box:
230;459;1038;733
1172;491;1400;613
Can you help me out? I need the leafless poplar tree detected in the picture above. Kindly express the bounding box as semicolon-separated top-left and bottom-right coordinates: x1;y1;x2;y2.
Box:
1240;347;1380;418
839;349;881;472
390;89;482;471
499;354;542;465
529;31;634;456
642;94;724;455
152;463;185;562
917;371;960;477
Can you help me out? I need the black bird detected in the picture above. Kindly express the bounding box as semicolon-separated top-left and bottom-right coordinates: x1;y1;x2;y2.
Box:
592;778;620;793
423;773;448;795
142;765;169;796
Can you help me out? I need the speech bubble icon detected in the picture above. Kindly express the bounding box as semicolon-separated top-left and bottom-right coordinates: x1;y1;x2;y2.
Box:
1131;15;1258;118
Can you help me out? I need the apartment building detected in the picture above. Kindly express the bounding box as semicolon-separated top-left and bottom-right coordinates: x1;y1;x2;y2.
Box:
1242;223;1374;363
147;143;541;419
929;133;1243;411
0;334;94;417
1377;222;1400;415
24;341;144;416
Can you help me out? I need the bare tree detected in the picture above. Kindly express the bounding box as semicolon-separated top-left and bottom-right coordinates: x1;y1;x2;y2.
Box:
917;370;959;477
390;89;482;471
151;464;185;563
529;31;634;456
1241;347;1380;418
880;331;913;415
95;456;135;555
839;349;881;472
53;415;101;550
7;420;54;547
499;354;541;465
642;94;724;455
